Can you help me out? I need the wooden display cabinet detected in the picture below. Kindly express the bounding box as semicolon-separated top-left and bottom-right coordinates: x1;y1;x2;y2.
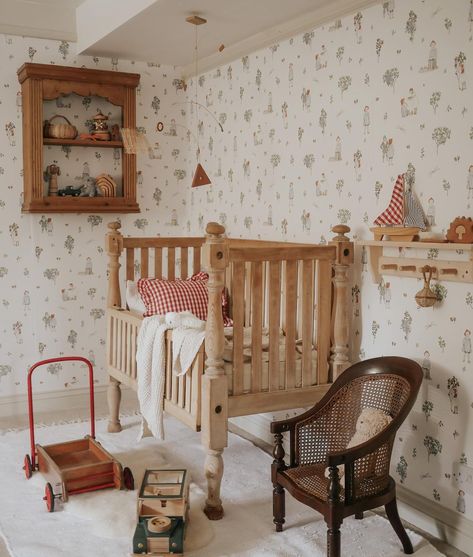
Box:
17;63;141;213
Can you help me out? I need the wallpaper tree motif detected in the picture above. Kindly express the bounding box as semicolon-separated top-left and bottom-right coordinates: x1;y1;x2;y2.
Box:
183;0;473;521
0;36;188;397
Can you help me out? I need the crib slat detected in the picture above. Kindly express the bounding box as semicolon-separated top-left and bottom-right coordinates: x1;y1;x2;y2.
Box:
107;313;113;366
181;247;189;279
126;248;134;281
185;370;192;412
285;260;297;389
232;261;245;395
193;247;201;274
126;322;132;376
141;248;149;278
191;351;202;419
251;261;263;393
154;248;163;279
268;261;281;391
317;259;332;384
168;248;176;280
244;262;252;326
122;321;126;372
178;374;185;408
301;260;314;387
117;320;123;371
112;316;117;368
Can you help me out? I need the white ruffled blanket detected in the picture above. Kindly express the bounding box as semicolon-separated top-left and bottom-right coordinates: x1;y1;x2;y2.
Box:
136;311;205;440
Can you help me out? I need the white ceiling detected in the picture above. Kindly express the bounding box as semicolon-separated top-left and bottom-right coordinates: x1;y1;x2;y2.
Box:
81;0;336;66
1;0;381;74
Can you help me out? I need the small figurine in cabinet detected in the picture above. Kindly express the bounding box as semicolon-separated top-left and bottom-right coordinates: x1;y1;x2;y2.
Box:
133;469;189;556
44;164;61;196
91;110;110;140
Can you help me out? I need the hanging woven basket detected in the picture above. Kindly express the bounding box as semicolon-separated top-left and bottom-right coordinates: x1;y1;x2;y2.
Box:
415;265;437;308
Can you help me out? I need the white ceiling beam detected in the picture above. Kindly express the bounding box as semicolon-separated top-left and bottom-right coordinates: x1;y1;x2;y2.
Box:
0;0;79;41
180;0;381;78
76;0;158;54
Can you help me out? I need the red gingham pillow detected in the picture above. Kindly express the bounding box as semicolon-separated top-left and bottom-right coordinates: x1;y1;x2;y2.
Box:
138;272;232;326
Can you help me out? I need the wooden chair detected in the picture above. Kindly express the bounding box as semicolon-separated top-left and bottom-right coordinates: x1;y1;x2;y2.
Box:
270;356;423;557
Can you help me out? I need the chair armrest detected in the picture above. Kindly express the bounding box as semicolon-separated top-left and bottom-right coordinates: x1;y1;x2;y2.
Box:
326;416;400;467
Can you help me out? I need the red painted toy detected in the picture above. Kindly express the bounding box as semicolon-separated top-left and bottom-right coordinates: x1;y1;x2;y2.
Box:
23;356;134;512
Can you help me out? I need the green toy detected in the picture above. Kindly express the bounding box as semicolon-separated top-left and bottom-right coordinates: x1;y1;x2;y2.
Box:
133;469;189;556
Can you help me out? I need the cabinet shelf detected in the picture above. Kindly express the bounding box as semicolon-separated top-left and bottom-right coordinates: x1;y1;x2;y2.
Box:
357;240;473;284
43;138;123;148
24;196;140;214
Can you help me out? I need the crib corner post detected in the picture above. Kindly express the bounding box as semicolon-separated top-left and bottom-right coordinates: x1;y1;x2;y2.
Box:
329;225;354;380
202;222;229;520
106;221;124;309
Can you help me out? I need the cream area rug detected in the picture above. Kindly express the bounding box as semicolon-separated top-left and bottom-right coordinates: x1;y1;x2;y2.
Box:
0;415;443;557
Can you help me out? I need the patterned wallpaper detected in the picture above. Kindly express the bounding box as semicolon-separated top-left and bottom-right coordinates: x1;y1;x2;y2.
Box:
0;35;188;398
183;0;473;520
1;0;473;524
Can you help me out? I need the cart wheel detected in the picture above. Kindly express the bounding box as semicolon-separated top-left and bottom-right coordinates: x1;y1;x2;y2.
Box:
23;454;33;479
44;482;55;512
123;467;134;490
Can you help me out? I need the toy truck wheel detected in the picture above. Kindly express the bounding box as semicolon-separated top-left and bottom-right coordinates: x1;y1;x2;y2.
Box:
23;454;33;479
123;467;134;490
44;482;55;512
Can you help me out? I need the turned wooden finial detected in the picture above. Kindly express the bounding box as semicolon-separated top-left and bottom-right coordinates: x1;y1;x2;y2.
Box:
331;224;350;241
108;221;121;232
206;222;225;236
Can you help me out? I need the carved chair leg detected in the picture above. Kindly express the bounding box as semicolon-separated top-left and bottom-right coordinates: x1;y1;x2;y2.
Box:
355;511;363;520
107;377;122;433
273;484;285;532
327;523;341;557
203;449;224;520
385;498;413;554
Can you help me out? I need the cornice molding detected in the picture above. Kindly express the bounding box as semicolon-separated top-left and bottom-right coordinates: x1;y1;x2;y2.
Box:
180;0;381;78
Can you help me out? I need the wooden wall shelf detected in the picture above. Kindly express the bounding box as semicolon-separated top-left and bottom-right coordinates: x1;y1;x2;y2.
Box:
18;63;140;214
43;138;124;148
357;240;473;284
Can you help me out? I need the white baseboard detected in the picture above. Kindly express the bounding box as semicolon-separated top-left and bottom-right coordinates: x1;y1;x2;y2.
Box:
397;485;473;556
230;413;472;555
0;384;138;420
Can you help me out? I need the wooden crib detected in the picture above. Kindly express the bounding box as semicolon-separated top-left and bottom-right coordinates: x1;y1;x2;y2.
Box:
105;221;354;519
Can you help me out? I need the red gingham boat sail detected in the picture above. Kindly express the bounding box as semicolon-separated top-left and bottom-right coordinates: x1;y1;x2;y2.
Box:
374;174;404;226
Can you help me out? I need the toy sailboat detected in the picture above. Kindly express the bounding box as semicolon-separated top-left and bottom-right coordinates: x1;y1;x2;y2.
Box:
370;174;427;241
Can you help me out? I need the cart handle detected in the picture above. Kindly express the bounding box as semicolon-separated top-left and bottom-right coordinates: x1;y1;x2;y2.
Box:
27;357;95;466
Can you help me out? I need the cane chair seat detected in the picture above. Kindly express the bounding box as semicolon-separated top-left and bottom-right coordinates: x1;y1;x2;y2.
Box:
283;464;339;502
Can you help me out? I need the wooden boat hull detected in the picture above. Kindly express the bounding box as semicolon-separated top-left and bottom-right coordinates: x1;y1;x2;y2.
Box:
370;226;420;242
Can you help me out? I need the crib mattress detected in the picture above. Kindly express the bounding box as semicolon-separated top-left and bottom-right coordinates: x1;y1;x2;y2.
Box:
222;327;317;394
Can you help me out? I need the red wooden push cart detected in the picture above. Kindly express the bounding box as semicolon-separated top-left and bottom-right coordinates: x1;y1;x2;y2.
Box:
23;356;134;512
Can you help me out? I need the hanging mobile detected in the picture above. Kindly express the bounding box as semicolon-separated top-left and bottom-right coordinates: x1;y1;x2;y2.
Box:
186;15;212;187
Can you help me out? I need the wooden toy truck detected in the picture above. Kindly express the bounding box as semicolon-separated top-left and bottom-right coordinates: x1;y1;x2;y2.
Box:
133;469;190;556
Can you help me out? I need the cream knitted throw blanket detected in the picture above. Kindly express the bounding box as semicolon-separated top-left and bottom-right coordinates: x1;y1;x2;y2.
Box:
136;311;205;440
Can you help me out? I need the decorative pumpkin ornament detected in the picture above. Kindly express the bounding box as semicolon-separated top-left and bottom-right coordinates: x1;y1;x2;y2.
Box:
415;265;437;308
